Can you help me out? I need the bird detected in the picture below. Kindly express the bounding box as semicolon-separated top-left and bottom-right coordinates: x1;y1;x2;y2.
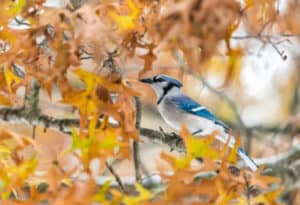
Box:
140;74;257;171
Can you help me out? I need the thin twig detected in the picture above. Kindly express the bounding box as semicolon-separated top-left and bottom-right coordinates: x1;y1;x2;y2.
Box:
231;32;300;60
32;125;36;139
133;97;142;181
80;56;93;60
13;17;30;26
105;161;126;193
244;173;252;205
231;33;300;40
132;141;141;180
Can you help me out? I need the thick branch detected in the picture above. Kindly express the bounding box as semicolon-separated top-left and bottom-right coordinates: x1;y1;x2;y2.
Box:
139;128;185;152
2;104;300;149
0;108;79;133
0;79;79;132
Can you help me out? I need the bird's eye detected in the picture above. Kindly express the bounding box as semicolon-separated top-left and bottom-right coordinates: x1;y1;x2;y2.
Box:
154;77;164;82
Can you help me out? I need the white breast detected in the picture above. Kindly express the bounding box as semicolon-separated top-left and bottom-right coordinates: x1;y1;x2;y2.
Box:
158;97;224;136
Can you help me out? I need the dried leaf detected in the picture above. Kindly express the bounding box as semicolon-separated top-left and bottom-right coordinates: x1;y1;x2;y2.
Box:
108;0;140;32
122;183;152;205
4;67;21;93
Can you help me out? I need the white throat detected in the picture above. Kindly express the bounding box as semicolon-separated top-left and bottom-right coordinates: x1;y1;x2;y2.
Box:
152;84;181;104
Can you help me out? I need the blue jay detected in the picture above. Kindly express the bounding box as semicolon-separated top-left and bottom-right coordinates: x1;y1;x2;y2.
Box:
140;74;257;171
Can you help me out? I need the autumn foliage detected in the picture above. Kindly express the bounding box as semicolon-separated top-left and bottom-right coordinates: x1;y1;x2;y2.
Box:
0;0;300;204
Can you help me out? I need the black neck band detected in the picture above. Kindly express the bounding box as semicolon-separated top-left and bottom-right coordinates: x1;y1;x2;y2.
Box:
157;84;174;104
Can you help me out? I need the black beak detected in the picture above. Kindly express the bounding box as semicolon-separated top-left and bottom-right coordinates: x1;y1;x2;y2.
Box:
139;78;153;84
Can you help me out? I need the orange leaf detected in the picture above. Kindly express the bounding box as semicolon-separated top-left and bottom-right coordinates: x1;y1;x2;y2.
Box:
4;67;21;93
108;0;140;32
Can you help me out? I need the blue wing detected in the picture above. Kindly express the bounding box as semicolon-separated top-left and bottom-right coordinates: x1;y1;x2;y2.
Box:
170;95;229;131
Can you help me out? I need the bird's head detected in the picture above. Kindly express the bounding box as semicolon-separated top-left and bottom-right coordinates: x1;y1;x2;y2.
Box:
140;74;182;102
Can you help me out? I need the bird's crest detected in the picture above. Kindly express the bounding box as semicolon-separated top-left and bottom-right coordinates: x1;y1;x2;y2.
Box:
153;74;182;87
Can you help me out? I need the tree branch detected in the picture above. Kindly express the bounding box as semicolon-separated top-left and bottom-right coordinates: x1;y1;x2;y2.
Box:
133;97;142;181
0;79;299;174
2;101;300;151
2;99;300;149
0;80;79;132
105;161;126;193
231;33;300;60
253;145;300;167
139;128;185;152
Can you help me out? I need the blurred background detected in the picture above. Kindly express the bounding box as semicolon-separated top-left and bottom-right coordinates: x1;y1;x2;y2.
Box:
2;0;300;203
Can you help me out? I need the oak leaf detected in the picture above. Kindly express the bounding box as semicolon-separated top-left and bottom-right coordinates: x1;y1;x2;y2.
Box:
108;0;140;33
